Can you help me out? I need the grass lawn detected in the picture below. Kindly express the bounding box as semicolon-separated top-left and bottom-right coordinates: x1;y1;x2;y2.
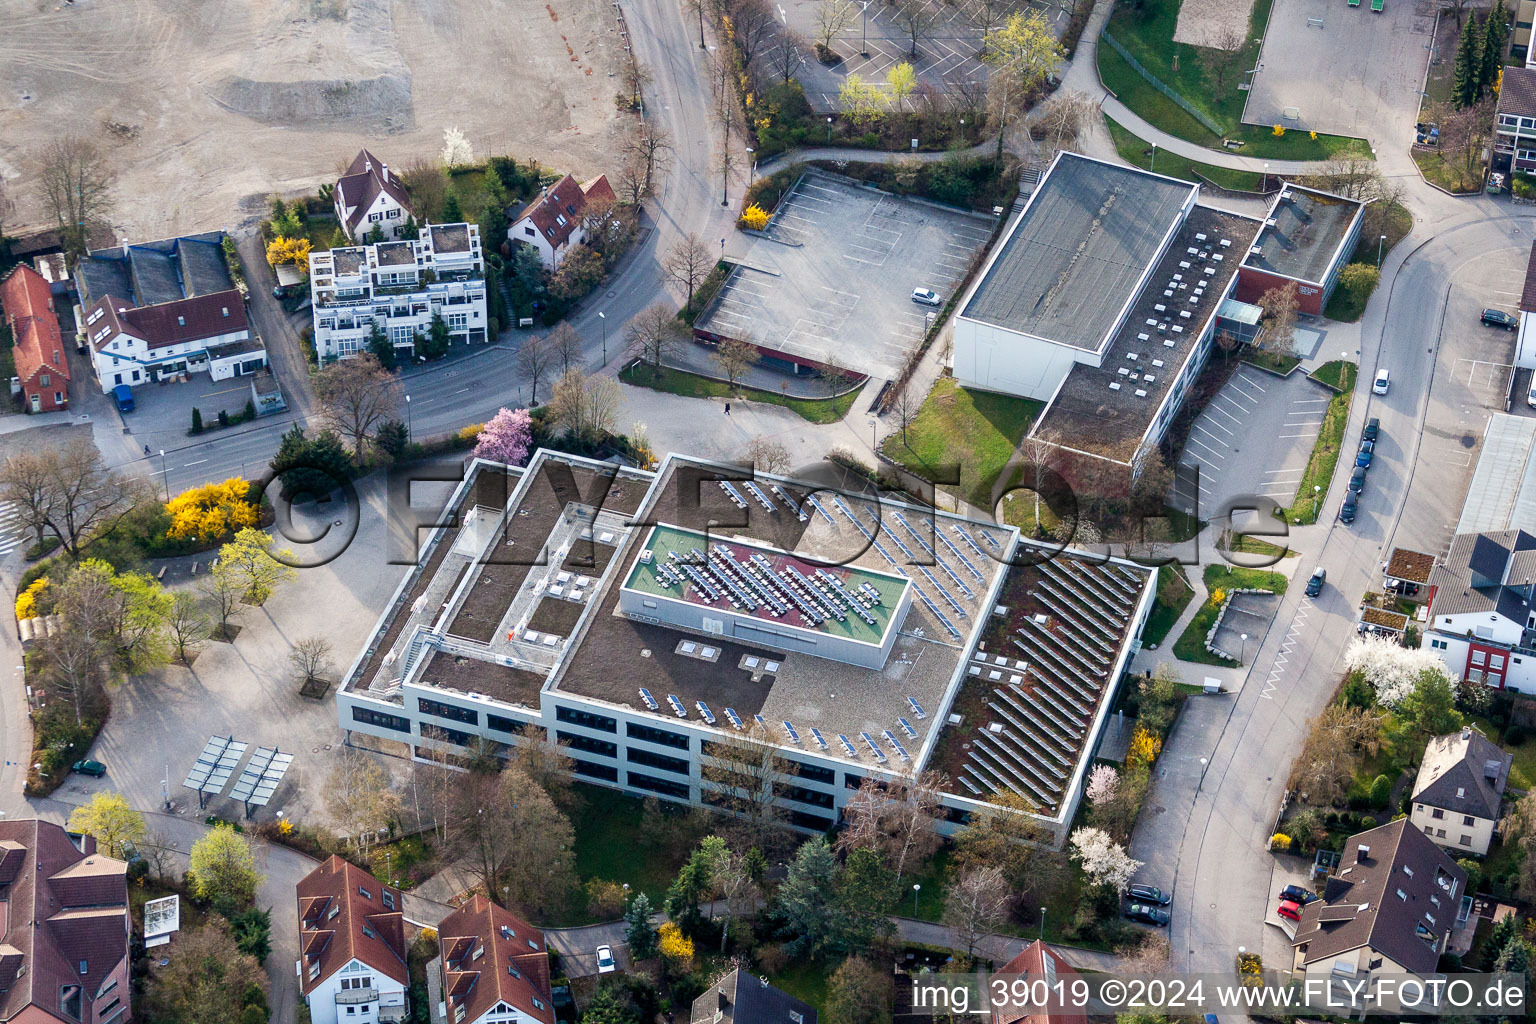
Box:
1412;148;1483;194
1105;117;1263;192
566;783;693;921
774;959;836;1013
1098;0;1373;161
881;376;1043;509
1220;533;1293;560
1243;349;1300;376
1279;368;1355;524
1173;564;1287;666
1310;360;1357;393
1325;204;1412;322
1466;714;1536;789
1142;565;1194;648
618;363;862;425
902;846;953;921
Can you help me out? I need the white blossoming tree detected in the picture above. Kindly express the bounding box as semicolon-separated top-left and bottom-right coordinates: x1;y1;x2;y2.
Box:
442;126;473;169
1070;827;1141;890
1343;634;1454;707
1086;764;1119;803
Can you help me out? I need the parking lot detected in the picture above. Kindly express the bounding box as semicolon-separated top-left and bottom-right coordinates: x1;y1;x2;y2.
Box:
698;170;993;380
1172;367;1332;522
114;373;280;459
1242;0;1433;139
783;0;1069;110
1394;244;1527;559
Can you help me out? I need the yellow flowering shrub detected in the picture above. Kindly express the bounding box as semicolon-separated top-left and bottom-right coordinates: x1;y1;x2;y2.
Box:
1127;724;1162;770
166;479;259;543
658;921;694;965
15;577;48;620
740;204;770;231
1272;124;1285;137
1269;832;1291;850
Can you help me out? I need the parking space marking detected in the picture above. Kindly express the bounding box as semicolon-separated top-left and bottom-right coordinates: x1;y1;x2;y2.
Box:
1215;394;1251;417
1233;373;1268;394
1192;423;1230;447
1187;436;1226;461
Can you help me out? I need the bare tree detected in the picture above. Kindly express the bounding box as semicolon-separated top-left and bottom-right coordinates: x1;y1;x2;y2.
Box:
549;367;621;447
766;28;808;84
516;332;552;406
714;336;758;392
36;137;115;261
548;322;582;378
329;748;403;860
167;592;210;664
699;724;798;844
1034;90;1094;163
1257;282;1300;356
616;152;650;207
626;302;685;372
685;0;708;47
449;765;576;918
316;353;402;459
892;385;921;447
730;0;781;73
744;437;792;474
942;865;1013;957
837;769;945;880
504;727;578;810
200;561;244;640
1018;429;1061;529
1198;26;1250;96
623;124;674;198
816;363;857;400
289;635;335;684
964;0;1020;46
623;59;652;109
401;158;449;221
0;442;145;561
664;233;715;308
892;0;938;59
814;0;857;53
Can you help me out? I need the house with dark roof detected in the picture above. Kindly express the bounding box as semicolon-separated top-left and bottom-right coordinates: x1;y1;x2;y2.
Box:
1422;529;1536;693
0;818;130;1024
430;895;553;1024
0;265;70;413
296;855;409;1024
689;969;815;1024
989;942;1086;1024
1291;819;1465;1004
1411;727;1512;856
1495;66;1536;174
507;174;616;269
335;150;414;244
75;232;267;395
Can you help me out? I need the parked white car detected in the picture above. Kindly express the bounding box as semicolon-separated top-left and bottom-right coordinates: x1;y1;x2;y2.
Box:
596;944;616;974
1372;369;1390;395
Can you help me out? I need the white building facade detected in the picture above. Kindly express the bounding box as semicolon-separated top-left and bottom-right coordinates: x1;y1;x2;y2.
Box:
309;223;487;363
305;957;408;1024
83;291;267;393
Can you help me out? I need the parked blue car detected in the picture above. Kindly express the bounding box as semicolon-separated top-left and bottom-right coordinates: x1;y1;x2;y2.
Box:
1356;441;1374;468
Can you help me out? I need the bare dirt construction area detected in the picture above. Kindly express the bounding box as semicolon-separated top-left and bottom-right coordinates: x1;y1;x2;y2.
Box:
1173;0;1255;48
0;0;629;238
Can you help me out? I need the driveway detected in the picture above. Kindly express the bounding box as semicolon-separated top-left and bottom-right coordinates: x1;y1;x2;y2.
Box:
1172;365;1331;523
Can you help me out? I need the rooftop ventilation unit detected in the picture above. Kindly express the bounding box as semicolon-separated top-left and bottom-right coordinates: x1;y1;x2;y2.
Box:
1108;382;1121;391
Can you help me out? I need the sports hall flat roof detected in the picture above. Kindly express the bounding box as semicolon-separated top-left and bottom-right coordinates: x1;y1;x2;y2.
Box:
961;153;1196;353
1241;184;1363;285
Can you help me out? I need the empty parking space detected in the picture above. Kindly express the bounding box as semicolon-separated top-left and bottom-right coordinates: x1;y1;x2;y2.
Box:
1173;368;1329;519
1243;0;1432;139
697;170;993;380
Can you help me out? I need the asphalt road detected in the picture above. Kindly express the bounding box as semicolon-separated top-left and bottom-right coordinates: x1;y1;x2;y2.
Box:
1134;206;1535;973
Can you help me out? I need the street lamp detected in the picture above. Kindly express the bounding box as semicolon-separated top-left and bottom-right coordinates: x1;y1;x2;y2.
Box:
861;1;871;57
959;117;965;144
1150;142;1156;173
598;311;607;365
404;394;412;440
1039;907;1047;941
747;148;756;184
867;417;876;454
827;116;834;143
912;883;921;917
158;449;168;501
1240;632;1248;664
1377;233;1387;268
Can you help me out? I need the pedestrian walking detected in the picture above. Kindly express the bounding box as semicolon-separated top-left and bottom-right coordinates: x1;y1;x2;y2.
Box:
724;402;731;416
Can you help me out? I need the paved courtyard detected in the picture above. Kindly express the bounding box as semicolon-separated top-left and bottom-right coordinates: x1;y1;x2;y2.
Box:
697;170;992;380
1242;0;1434;140
1171;366;1332;524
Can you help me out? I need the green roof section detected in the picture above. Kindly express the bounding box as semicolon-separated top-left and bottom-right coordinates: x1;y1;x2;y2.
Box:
623;523;907;646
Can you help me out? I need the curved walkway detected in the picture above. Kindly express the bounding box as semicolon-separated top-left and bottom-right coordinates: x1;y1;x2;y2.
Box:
1063;0;1336;176
754;138;998;178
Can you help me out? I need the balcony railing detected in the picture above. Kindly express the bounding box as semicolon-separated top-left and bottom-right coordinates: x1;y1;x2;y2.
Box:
336;988;379;1005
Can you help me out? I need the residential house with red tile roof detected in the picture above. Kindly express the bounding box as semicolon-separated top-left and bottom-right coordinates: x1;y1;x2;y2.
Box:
296;855;409;1024
0;818;130;1024
432;895;554;1024
335;150;415;244
989;941;1086;1024
0;265;70;413
507;174;616;269
74;232;267;395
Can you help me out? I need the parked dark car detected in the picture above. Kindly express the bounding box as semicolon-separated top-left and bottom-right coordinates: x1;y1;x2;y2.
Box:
1126;903;1170;927
1279;884;1316;904
1483;308;1518;330
1340;491;1358;524
72;760;107;778
1126;884;1171;906
1362;417;1380;443
1356;440;1374;468
1305;567;1326;598
1349;466;1367;493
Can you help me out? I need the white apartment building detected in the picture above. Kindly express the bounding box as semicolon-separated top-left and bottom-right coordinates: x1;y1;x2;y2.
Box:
297;856;409;1024
309;223;487;363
